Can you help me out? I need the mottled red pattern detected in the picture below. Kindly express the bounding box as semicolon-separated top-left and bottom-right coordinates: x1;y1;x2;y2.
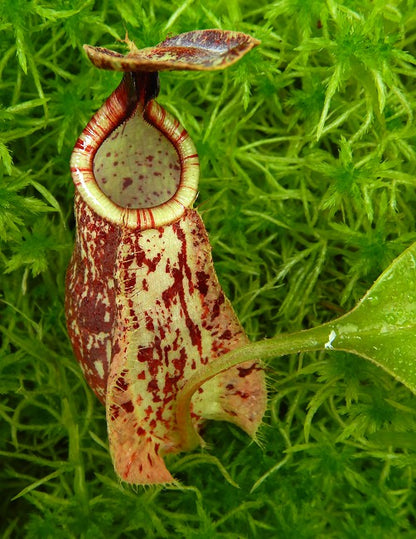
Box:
66;30;266;485
66;197;266;484
84;30;260;73
65;195;119;402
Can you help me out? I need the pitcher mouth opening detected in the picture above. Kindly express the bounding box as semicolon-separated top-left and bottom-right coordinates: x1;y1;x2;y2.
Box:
70;73;199;230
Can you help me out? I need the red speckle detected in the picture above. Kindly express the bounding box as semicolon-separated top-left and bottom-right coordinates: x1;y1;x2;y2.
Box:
164;373;181;394
137;346;153;362
148;357;162;377
116;375;128;391
211;293;225;319
220;329;232;340
124;273;137;290
172;357;186;373
109;404;120;421
78;295;112;333
238;363;257;378
145;405;153;416
196;271;209;295
121;400;134;413
136;249;162;273
145;313;154;331
147;379;159;392
123;177;133;189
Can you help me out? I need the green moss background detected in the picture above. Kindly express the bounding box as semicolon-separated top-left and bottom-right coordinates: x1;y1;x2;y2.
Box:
1;0;416;536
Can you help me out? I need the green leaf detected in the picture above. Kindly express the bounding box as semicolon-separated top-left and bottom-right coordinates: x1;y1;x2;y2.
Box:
29;180;63;220
4;218;67;276
15;26;28;74
0;141;12;174
177;242;416;449
328;242;416;394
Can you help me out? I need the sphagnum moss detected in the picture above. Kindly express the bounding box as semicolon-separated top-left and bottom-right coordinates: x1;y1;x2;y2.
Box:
1;0;416;537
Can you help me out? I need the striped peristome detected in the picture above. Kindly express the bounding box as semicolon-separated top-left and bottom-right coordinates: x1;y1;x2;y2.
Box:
65;31;266;484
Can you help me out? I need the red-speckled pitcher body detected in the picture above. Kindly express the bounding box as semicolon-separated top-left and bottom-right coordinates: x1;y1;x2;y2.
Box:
65;31;266;484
